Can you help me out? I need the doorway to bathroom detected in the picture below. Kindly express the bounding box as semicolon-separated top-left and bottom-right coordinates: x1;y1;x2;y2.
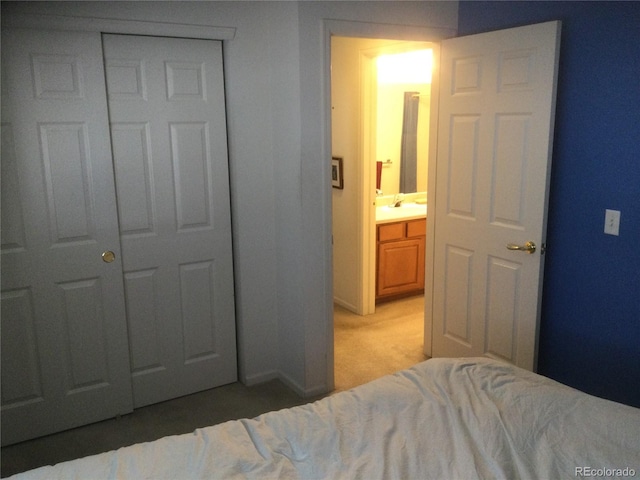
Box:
331;37;434;391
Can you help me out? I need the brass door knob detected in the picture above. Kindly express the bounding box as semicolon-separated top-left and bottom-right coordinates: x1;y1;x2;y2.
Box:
506;241;536;254
102;250;116;263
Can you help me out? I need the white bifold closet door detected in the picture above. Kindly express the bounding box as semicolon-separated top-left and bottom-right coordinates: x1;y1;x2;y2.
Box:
1;29;236;446
1;28;135;446
102;34;237;408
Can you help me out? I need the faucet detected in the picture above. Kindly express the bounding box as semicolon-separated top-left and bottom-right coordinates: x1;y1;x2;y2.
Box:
392;193;404;207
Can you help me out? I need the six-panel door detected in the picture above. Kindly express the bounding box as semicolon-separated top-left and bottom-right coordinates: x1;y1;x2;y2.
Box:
102;34;237;408
1;28;134;445
430;22;561;370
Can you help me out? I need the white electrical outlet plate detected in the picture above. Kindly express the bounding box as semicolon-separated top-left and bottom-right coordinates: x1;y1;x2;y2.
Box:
604;209;621;236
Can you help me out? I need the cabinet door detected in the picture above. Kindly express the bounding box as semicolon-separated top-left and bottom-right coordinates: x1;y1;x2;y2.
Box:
1;28;133;445
406;218;426;238
377;237;426;298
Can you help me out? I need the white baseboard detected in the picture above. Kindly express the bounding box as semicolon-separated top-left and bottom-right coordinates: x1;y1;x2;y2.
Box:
333;296;359;314
242;369;329;398
242;369;279;387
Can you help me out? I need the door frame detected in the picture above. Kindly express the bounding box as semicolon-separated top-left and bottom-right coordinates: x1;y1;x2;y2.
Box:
423;44;442;358
323;19;456;389
2;13;236;41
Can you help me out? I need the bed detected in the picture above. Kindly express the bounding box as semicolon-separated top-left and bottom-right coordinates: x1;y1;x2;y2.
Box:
9;357;640;479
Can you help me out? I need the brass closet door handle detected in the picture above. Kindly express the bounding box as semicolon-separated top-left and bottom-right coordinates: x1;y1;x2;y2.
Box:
506;241;536;254
102;251;116;263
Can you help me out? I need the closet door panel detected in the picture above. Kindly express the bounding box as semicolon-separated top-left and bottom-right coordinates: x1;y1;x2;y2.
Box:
103;34;237;408
110;122;155;234
1;28;133;446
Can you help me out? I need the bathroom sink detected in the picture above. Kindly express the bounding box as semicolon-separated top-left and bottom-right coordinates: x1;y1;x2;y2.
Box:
376;202;427;223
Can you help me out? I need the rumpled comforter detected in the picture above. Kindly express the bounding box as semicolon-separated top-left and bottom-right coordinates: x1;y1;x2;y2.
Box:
11;357;640;479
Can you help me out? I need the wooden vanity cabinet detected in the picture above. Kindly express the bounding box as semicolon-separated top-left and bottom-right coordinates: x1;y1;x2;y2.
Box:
376;218;426;303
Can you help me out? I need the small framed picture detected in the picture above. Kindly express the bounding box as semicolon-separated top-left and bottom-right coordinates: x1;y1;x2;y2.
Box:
331;156;344;189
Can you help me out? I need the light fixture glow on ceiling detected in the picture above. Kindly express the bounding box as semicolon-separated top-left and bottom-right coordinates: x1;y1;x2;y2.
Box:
377;49;433;84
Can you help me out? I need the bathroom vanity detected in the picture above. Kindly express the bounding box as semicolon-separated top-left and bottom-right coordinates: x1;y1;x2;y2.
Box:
375;202;427;303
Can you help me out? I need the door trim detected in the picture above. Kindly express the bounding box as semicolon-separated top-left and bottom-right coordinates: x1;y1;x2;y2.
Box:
2;13;236;40
423;43;442;358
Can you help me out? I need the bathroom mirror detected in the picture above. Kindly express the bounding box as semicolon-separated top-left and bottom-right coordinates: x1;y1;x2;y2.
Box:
375;49;432;196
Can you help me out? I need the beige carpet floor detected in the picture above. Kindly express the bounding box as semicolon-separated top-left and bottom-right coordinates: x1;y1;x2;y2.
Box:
334;295;429;392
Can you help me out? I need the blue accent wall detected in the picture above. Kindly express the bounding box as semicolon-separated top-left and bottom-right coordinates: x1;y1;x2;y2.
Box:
458;1;640;407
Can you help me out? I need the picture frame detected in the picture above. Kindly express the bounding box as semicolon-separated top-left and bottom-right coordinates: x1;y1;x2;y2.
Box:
331;156;344;189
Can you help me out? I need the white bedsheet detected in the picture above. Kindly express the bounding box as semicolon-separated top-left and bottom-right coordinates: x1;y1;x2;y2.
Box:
10;358;640;479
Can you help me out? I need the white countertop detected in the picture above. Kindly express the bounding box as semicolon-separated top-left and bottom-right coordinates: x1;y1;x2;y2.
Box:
375;203;427;224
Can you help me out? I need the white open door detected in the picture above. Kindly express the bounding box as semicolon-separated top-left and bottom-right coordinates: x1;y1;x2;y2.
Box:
427;21;561;370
